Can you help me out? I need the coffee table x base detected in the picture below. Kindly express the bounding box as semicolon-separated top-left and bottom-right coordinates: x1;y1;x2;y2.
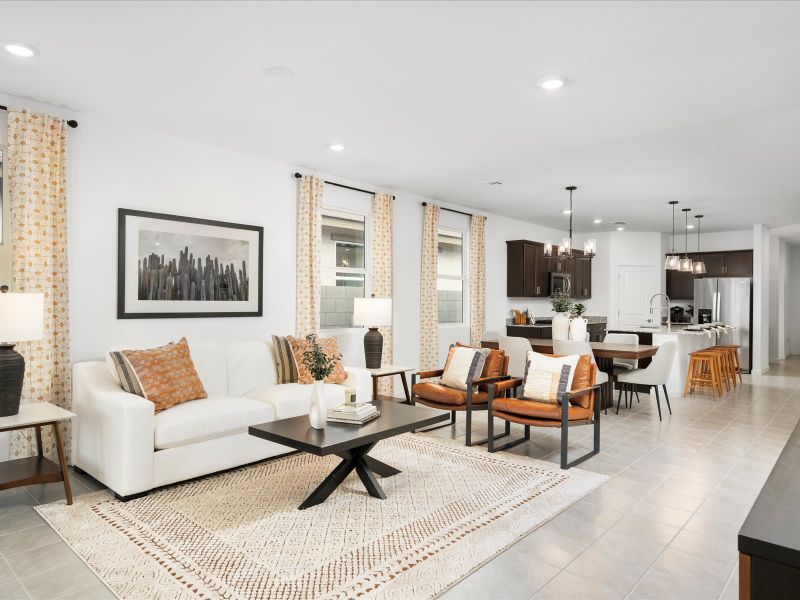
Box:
300;442;400;510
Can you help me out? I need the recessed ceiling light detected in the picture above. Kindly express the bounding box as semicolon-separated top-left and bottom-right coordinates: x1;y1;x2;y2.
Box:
592;218;603;224
538;77;566;91
562;209;572;215
329;143;345;152
2;41;38;58
262;66;293;78
687;224;695;229
616;226;625;231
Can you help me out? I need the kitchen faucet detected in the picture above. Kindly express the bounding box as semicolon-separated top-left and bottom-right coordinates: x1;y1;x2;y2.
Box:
649;293;671;330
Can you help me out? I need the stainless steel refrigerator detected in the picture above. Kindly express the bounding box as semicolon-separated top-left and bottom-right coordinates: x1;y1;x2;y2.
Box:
694;277;752;372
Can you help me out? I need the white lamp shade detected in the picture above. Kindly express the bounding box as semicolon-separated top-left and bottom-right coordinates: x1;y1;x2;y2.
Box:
0;293;44;342
353;297;392;327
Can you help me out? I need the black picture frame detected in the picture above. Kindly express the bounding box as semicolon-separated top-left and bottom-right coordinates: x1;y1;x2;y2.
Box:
117;208;264;319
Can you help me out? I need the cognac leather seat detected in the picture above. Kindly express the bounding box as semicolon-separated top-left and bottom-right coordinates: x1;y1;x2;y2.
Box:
411;382;489;407
492;397;592;422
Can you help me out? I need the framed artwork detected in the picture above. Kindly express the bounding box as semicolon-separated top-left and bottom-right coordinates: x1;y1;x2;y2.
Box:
117;209;263;318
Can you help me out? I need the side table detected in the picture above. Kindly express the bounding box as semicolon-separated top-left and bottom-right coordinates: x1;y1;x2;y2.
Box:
367;365;415;402
0;402;75;505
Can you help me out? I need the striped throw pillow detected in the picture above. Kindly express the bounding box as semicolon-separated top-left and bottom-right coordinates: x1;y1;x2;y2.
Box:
108;338;207;412
271;335;299;384
440;346;490;391
521;351;579;404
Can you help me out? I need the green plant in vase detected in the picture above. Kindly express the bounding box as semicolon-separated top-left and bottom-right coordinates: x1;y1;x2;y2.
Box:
302;334;341;429
549;290;574;340
549;290;574;314
572;303;586;318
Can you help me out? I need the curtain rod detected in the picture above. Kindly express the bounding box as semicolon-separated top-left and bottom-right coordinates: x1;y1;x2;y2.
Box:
421;201;474;218
293;172;394;200
0;105;78;128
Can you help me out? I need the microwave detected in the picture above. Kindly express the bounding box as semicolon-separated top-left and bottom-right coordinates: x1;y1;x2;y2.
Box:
550;272;571;295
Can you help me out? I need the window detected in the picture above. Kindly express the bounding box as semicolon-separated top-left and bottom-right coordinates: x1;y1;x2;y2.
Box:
437;228;464;324
320;209;366;327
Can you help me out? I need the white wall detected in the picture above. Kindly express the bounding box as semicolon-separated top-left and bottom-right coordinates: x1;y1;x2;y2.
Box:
788;245;800;356
752;224;770;373
669;229;753;252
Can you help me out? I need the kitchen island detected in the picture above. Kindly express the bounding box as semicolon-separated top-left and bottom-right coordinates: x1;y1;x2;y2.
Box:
608;324;740;394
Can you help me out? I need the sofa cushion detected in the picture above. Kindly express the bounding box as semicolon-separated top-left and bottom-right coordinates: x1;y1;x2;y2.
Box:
106;340;227;397
154;396;275;450
244;383;347;419
226;340;278;397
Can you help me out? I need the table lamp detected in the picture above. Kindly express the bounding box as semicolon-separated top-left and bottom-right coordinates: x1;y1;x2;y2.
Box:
0;289;44;417
353;295;392;369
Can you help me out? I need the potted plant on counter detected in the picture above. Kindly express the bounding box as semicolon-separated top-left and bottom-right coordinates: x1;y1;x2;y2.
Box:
302;334;341;429
550;290;574;341
569;303;588;341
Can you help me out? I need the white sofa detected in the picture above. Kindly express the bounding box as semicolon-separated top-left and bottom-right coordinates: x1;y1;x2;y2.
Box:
72;339;372;499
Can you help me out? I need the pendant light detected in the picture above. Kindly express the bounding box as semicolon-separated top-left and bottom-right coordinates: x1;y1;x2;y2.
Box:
664;201;680;270
679;208;693;272
544;186;594;260
692;215;706;274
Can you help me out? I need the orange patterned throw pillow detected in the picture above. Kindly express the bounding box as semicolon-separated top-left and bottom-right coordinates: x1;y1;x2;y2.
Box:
287;335;347;384
109;338;208;412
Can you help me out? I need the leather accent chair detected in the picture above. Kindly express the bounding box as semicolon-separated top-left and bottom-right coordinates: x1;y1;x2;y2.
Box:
410;344;517;446
487;354;602;469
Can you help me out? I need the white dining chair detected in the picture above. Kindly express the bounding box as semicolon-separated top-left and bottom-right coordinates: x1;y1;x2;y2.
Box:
603;333;639;372
616;341;678;421
499;336;533;379
552;339;610;414
482;330;501;342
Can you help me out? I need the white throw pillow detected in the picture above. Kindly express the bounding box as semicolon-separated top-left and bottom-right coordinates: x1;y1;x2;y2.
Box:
521;351;579;404
440;347;490;391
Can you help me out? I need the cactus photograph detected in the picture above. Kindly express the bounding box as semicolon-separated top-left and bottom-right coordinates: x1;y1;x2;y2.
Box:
118;209;263;319
137;230;250;302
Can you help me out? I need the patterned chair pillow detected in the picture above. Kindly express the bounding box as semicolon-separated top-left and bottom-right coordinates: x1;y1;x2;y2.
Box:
108;337;208;412
440;346;490;391
271;335;299;383
287;336;347;384
521;351;579;404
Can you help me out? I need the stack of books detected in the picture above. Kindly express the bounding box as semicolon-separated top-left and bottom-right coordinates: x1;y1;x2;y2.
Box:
327;403;380;425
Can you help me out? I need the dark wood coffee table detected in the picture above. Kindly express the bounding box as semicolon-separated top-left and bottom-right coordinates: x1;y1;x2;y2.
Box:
249;399;447;509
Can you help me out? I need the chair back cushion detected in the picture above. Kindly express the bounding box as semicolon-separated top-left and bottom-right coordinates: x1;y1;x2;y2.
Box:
454;342;508;378
441;346;490;390
568;356;596;409
226;340;278;396
521;351;579;404
108;338;208;412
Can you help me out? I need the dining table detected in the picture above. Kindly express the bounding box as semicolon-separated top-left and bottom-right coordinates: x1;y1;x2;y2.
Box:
481;338;660;409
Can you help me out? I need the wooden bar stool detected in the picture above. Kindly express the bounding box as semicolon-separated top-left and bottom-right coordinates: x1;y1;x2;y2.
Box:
716;344;743;384
685;351;724;400
703;347;734;391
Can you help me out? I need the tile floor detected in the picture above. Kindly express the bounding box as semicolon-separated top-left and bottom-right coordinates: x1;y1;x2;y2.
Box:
0;358;797;600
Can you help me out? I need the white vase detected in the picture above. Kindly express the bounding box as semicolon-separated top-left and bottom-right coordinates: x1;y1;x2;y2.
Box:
569;317;588;341
309;380;327;429
552;312;571;341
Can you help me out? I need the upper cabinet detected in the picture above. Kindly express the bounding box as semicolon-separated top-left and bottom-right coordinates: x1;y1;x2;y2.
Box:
506;240;591;298
665;249;753;299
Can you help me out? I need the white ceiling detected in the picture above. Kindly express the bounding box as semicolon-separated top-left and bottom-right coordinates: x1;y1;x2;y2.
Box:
3;1;800;233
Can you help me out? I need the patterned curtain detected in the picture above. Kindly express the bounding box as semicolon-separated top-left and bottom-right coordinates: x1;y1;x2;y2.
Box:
371;193;394;396
295;175;324;337
469;214;487;346
8;109;71;462
419;203;440;371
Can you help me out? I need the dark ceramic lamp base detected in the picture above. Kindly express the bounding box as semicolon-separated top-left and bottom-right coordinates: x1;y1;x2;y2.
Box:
0;344;24;417
364;328;383;369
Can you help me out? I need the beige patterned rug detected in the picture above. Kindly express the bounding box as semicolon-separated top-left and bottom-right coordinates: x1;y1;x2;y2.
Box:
37;434;606;599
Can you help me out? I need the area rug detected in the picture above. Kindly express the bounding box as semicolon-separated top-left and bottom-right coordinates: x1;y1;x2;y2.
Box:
37;433;606;599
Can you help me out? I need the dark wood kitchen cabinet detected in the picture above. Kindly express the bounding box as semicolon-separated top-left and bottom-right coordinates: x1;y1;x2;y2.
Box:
507;240;592;299
507;240;548;297
665;249;753;300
